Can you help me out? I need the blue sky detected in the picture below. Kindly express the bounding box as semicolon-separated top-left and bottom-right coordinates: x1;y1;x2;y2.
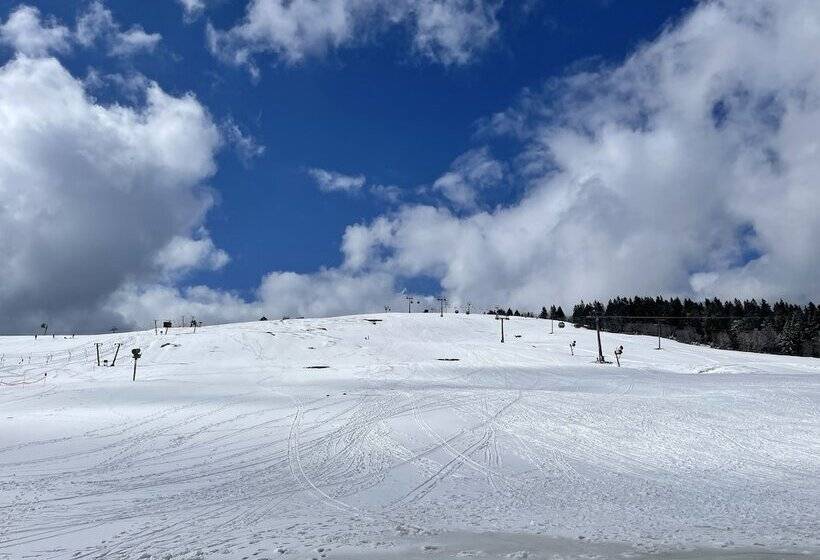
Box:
0;0;817;331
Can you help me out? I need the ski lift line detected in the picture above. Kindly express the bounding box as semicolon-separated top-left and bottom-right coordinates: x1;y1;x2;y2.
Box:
588;315;774;320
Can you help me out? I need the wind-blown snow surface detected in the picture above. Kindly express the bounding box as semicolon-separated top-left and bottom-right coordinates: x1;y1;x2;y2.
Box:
1;314;818;559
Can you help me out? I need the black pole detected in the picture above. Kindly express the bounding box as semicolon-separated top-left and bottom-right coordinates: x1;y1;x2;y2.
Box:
595;316;604;363
95;343;101;366
132;358;137;381
657;320;662;350
111;343;121;366
436;297;446;317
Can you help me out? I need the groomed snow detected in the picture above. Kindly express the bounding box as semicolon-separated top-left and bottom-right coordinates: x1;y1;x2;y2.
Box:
1;313;818;559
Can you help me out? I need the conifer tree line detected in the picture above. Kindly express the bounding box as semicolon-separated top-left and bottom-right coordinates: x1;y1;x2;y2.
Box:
486;305;566;319
569;296;819;357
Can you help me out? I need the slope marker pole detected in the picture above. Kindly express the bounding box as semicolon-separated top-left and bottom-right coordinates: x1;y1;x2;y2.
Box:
657;320;662;350
595;316;604;364
495;315;509;343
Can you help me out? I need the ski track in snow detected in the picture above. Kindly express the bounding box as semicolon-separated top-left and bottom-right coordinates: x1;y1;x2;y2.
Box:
0;313;818;559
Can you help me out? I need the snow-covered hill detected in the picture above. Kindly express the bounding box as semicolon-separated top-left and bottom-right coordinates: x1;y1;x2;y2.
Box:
1;313;818;559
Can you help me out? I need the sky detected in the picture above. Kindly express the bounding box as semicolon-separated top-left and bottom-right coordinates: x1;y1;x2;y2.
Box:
0;0;818;333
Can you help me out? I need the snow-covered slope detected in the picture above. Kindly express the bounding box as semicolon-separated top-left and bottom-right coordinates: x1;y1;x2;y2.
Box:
1;313;818;559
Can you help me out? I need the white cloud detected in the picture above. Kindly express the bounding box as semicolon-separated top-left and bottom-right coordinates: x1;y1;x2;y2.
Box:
432;146;504;209
107;269;399;325
0;55;221;332
223;118;266;165
76;1;161;56
256;269;398;317
370;183;402;203
0;5;71;56
207;0;501;74
1;2;161;59
328;0;820;308
107;283;257;327
178;0;206;21
5;0;820;333
154;234;230;275
412;0;500;65
308;168;367;193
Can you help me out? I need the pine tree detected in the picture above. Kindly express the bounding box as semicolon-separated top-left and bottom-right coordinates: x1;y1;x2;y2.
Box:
778;312;803;355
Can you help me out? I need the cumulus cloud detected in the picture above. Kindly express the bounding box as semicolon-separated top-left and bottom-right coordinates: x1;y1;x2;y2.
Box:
101;0;820;328
1;2;161;59
76;1;161;56
107;270;400;325
5;0;819;333
153;234;230;276
0;5;71;56
308;168;367;193
0;55;221;333
207;0;501;75
330;0;820;308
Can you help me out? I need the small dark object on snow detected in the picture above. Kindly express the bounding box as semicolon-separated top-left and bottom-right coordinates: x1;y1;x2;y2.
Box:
260;316;268;321
364;318;383;325
558;321;565;328
437;358;460;361
514;335;522;338
305;365;330;369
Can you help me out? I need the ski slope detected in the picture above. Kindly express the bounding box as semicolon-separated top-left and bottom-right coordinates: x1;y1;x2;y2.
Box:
1;313;818;560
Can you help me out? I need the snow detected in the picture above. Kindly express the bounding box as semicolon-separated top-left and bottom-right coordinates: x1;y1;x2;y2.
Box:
1;313;818;560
